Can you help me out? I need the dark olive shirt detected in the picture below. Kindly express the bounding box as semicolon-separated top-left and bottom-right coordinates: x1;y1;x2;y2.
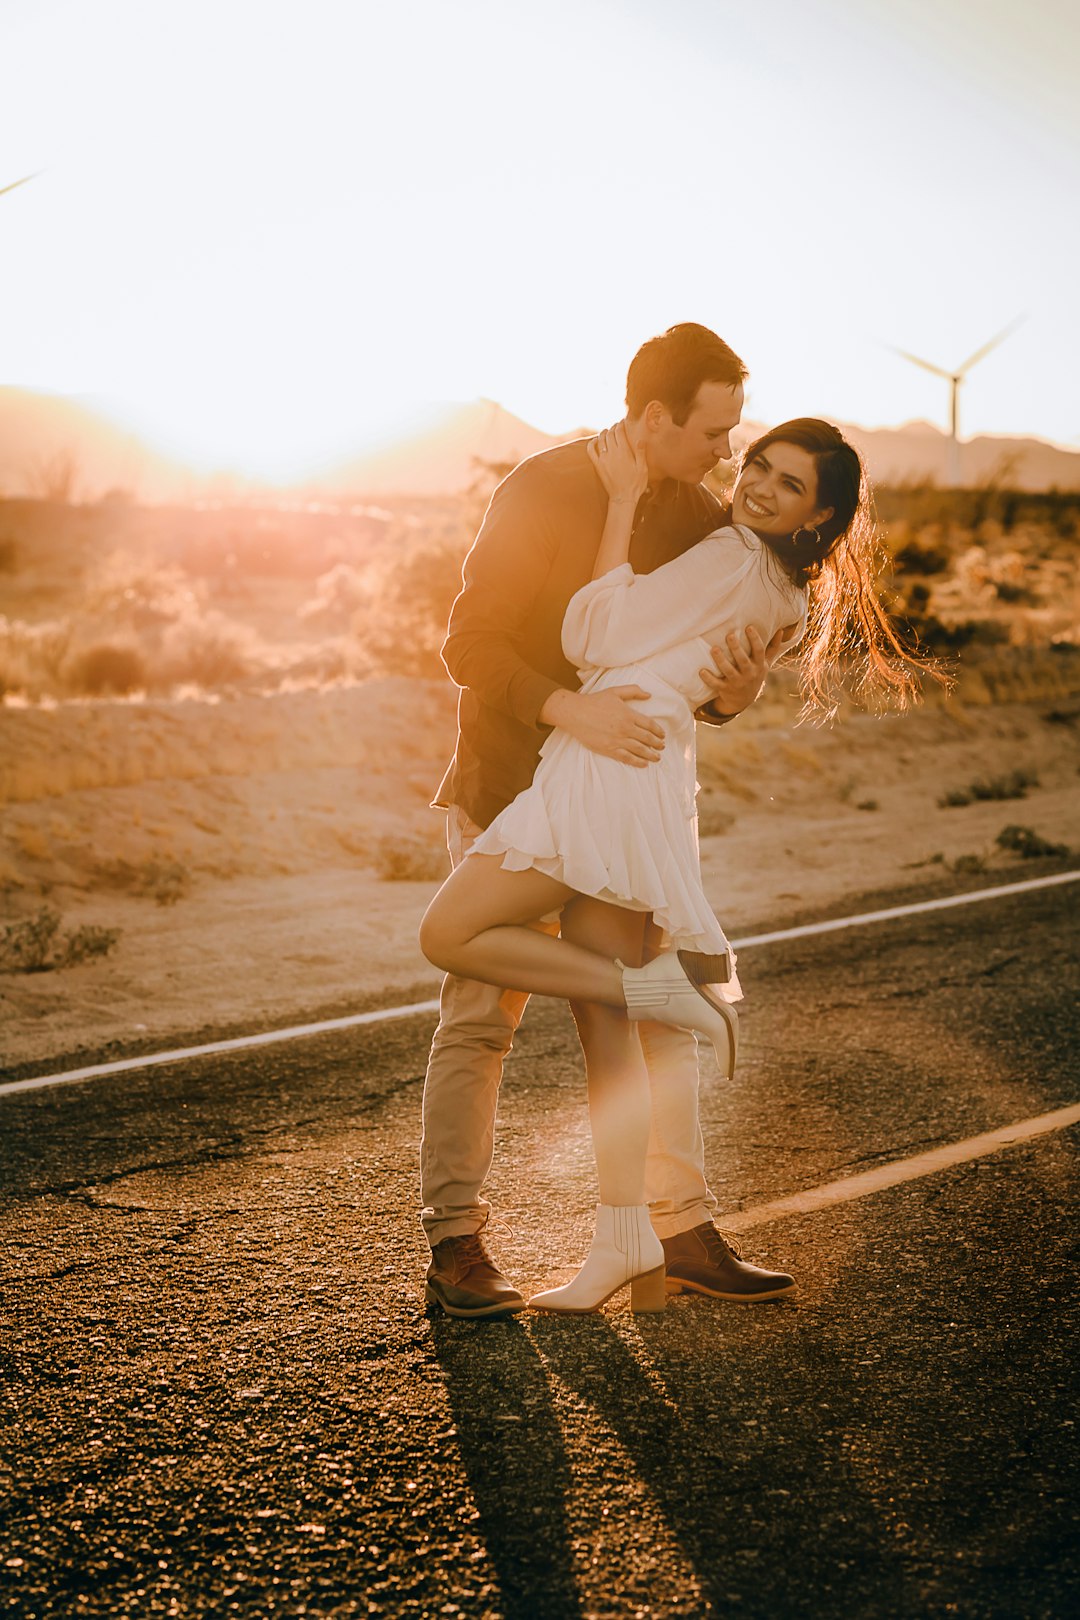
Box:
434;436;727;830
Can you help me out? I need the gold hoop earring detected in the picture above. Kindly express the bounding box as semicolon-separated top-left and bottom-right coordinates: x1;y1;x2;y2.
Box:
792;524;820;545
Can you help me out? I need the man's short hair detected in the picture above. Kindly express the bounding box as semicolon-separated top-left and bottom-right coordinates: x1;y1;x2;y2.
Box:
626;323;748;425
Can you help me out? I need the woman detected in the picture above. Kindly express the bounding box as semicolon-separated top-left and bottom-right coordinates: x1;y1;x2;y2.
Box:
420;418;939;1314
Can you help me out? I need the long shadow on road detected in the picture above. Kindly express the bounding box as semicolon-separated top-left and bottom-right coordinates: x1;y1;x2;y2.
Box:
529;1311;740;1615
430;1313;584;1620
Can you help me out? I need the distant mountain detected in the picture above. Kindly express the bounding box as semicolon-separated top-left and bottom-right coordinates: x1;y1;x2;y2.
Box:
311;399;578;496
326;405;1080;495
0;388;200;502
822;420;1080;493
0;388;1077;500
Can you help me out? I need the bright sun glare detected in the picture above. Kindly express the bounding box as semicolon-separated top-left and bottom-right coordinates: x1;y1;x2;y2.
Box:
2;0;1078;479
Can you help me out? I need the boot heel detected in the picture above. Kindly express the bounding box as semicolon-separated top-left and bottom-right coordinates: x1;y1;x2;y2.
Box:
711;1002;738;1083
677;948;734;985
630;1265;667;1313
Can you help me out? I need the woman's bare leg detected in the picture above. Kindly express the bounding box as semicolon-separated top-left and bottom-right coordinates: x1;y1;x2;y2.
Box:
563;897;651;1208
419;854;628;1005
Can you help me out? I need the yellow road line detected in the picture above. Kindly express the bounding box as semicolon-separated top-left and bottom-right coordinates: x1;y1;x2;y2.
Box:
722;1101;1080;1231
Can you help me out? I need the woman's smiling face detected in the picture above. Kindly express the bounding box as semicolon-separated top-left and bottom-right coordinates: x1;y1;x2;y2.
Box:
732;441;834;536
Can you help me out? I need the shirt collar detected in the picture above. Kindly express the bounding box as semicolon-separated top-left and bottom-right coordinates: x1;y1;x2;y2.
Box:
640;477;679;510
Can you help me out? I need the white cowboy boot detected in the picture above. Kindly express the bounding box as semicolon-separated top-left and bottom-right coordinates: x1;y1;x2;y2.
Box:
530;1205;666;1314
620;949;739;1081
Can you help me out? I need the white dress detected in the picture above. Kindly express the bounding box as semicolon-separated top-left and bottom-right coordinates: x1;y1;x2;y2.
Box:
469;525;808;1000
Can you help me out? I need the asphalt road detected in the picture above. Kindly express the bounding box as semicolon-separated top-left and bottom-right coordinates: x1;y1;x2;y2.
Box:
1;874;1078;1619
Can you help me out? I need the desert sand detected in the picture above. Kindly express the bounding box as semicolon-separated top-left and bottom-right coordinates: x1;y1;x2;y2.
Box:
2;676;1077;1071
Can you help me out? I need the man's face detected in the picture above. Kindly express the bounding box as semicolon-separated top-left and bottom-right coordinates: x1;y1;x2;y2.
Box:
646;380;745;485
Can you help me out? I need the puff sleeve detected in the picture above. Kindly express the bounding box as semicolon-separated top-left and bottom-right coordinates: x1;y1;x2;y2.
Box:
562;527;802;670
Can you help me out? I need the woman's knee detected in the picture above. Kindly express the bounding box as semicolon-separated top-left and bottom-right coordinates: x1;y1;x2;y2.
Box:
419;895;462;970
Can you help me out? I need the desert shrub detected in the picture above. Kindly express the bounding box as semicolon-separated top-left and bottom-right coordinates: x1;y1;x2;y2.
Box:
159;610;258;688
374;837;448;882
300;563;370;629
86;555;201;629
95;856;192;905
697;802;735;837
334;827;372;860
995;825;1071;859
964;644;1080;707
938;769;1038;809
64;641;147;695
351;532;467;680
949;853;987;874
0;907;121;972
893;540;950;576
0;907;60;970
136;857;192;906
60;924;122;966
0;615;73;700
902;582;932;614
970;769;1039;800
994;579;1038;605
876;487;1080;534
942;618;1010;652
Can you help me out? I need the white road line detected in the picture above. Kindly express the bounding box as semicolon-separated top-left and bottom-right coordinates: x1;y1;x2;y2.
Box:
721;1100;1080;1232
0;1001;442;1097
732;869;1080;948
2;868;1077;1099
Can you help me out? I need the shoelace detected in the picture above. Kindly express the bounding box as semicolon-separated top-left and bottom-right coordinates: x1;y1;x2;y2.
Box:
702;1226;743;1262
451;1233;489;1266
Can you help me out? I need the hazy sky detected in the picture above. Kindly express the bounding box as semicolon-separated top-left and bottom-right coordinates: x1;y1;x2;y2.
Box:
2;0;1078;477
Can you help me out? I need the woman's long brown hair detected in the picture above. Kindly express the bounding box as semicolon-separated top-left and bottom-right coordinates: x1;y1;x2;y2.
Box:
733;419;950;719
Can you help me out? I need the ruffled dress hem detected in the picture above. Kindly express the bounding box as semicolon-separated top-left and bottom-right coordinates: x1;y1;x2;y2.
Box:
469;756;742;1004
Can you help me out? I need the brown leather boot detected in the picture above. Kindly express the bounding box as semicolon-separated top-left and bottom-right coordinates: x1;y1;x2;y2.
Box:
662;1222;796;1301
425;1233;526;1319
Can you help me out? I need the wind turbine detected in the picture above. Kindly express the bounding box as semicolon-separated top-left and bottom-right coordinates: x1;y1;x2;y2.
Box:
892;318;1023;487
0;173;40;200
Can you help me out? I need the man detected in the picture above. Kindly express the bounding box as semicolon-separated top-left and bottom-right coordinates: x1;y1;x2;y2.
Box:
422;322;794;1317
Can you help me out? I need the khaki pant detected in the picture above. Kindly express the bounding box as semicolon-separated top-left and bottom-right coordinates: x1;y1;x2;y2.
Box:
419;806;719;1246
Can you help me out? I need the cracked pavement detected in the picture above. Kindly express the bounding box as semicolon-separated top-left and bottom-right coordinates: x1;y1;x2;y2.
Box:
1;876;1078;1618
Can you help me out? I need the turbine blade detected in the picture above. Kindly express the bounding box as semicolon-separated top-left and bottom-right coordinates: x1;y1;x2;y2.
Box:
891;346;953;382
0;172;40;200
957;316;1025;376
